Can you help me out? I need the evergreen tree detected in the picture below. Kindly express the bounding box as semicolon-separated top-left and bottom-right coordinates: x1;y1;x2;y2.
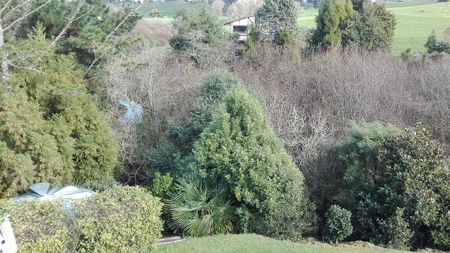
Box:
255;0;298;43
189;87;316;239
311;0;354;48
0;29;118;197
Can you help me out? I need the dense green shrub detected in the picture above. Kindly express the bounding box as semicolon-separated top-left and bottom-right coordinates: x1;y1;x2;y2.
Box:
0;200;78;253
341;4;396;51
76;186;163;253
337;124;450;250
146;70;240;181
189;87;316;239
425;32;450;54
335;122;401;208
0;186;163;253
0;30;118;197
324;205;353;243
311;0;395;51
255;0;298;43
311;0;354;48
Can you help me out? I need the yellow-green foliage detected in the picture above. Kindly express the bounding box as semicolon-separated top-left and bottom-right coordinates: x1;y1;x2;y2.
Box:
0;200;78;253
0;186;163;253
0;29;118;197
76;186;163;253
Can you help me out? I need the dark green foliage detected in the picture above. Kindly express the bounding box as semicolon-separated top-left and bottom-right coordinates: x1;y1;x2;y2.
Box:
0;30;118;197
337;124;450;250
378;208;414;250
0;200;78;253
335;122;401;209
169;9;233;67
167;176;235;236
255;0;298;43
311;0;354;48
190;87;316;239
146;70;239;181
311;0;394;51
19;0;140;68
324;205;353;243
76;186;163;253
341;4;396;51
425;32;450;54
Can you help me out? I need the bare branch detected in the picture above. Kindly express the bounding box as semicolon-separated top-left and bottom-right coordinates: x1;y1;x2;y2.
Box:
83;5;142;78
0;0;14;15
4;0;51;32
52;0;85;45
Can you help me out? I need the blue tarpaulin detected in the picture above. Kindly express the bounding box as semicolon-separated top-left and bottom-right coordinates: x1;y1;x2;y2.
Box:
119;100;143;124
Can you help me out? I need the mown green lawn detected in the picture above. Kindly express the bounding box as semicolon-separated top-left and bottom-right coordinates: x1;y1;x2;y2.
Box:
298;1;450;54
155;234;410;253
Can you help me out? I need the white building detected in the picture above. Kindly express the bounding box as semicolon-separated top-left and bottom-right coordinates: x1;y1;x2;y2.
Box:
224;16;255;42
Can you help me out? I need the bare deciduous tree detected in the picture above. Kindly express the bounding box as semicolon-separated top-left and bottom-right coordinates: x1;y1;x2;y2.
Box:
227;0;263;19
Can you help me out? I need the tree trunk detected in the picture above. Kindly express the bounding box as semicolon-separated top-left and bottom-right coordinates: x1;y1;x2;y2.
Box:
0;15;9;81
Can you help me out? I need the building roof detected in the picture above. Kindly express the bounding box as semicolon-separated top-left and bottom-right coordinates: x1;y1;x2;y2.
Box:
223;16;255;26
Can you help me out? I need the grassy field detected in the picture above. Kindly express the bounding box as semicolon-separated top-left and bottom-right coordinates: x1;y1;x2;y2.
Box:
155;234;410;253
298;1;450;53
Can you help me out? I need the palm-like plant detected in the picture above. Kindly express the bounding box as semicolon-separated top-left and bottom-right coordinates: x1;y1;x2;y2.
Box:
167;177;235;237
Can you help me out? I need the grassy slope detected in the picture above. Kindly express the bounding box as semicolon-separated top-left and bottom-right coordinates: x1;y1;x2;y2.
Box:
155;234;410;253
298;1;450;54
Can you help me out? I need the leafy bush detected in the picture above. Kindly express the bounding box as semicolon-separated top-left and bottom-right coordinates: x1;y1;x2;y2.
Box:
189;87;316;239
378;208;414;250
0;30;118;197
146;70;240;181
337;124;450;250
341;4;396;51
0;186;163;253
324;205;353;243
425;32;450;54
255;0;298;43
76;186;163;253
0;200;78;253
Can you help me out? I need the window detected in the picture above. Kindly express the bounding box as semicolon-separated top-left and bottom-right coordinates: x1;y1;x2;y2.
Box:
233;26;247;33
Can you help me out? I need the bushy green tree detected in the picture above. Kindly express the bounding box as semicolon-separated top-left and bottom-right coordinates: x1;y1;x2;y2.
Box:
0;29;118;197
189;87;316;239
337;124;450;250
341;4;396;51
255;0;298;44
170;9;233;67
324;205;353;243
311;0;354;48
146;70;239;181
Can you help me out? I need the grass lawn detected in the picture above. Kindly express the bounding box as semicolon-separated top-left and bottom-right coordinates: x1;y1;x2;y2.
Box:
155;234;410;253
298;1;450;54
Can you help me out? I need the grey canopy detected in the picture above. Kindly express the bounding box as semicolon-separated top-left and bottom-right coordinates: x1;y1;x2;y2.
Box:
12;183;95;201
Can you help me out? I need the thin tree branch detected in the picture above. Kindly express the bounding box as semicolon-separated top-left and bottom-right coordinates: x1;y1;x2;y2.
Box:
83;5;142;78
52;0;85;45
4;0;51;32
0;0;14;15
